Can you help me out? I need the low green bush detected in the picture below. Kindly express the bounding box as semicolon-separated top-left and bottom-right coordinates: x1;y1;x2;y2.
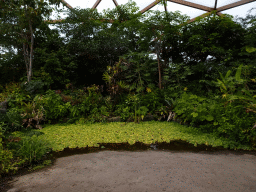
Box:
114;104;133;121
1;108;24;133
0;148;19;178
140;88;164;114
77;86;104;116
114;94;141;122
114;94;151;123
87;106;110;123
5;91;31;109
20;80;46;98
210;64;256;146
40;90;71;121
211;101;256;146
0;122;52;177
172;92;215;126
63;85;105;120
0;125;22;178
0;82;26;103
6;135;52;165
163;64;256;148
19;95;46;129
167;91;256;147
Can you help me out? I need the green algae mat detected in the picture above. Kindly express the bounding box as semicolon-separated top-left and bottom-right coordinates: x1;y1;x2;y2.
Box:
9;121;255;152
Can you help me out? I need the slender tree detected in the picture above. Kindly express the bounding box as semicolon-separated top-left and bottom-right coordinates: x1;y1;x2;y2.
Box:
138;9;190;89
0;0;62;82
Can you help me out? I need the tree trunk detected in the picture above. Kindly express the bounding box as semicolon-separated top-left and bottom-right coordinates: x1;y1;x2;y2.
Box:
157;53;162;89
21;4;34;83
164;0;167;13
23;40;29;81
157;45;162;90
155;40;162;89
28;19;34;82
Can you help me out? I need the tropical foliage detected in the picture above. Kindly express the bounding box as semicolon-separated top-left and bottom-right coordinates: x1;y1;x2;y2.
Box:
0;0;256;178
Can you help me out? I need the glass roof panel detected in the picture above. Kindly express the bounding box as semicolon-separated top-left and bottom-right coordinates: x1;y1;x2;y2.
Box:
58;0;256;18
95;0;117;12
127;0;157;10
64;0;95;9
172;0;216;8
152;1;207;19
217;0;242;7
3;0;256;26
222;1;256;19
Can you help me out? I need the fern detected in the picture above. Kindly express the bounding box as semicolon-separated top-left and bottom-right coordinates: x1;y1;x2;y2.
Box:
217;79;227;91
225;70;232;79
235;65;242;82
219;71;225;83
102;72;111;84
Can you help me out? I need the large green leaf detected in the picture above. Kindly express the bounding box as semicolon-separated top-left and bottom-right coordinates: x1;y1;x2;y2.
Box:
191;112;198;118
246;46;256;53
219;72;225;83
225;70;232;79
217;79;227;90
235;65;242;82
205;115;214;121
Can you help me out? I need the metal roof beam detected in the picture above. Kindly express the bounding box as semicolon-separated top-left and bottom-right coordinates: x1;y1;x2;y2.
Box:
92;0;101;9
112;0;119;7
183;11;214;25
61;0;73;10
217;0;256;12
140;0;161;14
214;0;218;10
167;0;213;12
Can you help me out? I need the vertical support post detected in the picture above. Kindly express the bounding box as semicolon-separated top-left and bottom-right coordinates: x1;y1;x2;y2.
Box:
214;0;218;10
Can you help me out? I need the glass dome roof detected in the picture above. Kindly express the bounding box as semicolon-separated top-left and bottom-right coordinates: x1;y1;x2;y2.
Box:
47;0;256;24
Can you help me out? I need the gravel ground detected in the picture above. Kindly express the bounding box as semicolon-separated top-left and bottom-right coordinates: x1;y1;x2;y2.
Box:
1;146;256;192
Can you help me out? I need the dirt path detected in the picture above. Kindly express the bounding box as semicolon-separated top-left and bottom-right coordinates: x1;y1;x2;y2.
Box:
1;147;256;192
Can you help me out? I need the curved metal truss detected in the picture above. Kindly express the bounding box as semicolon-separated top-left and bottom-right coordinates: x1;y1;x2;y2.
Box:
50;0;256;24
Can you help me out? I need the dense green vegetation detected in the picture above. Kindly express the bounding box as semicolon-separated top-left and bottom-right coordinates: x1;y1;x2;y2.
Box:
6;121;255;152
0;0;256;178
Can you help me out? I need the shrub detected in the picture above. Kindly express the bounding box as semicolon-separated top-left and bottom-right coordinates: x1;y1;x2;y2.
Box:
6;92;31;109
114;104;133;121
69;85;104;118
135;106;149;122
31;67;54;91
6;135;52;165
87;106;110;123
210;64;256;146
103;51;158;97
0;82;25;103
211;101;256;146
20;80;46;98
140;88;164;114
0;148;18;178
20;95;46;130
0;125;20;178
170;90;256;146
172;92;215;126
104;95;114;114
2;108;24;133
116;94;141;122
41;90;71;121
113;93;150;122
